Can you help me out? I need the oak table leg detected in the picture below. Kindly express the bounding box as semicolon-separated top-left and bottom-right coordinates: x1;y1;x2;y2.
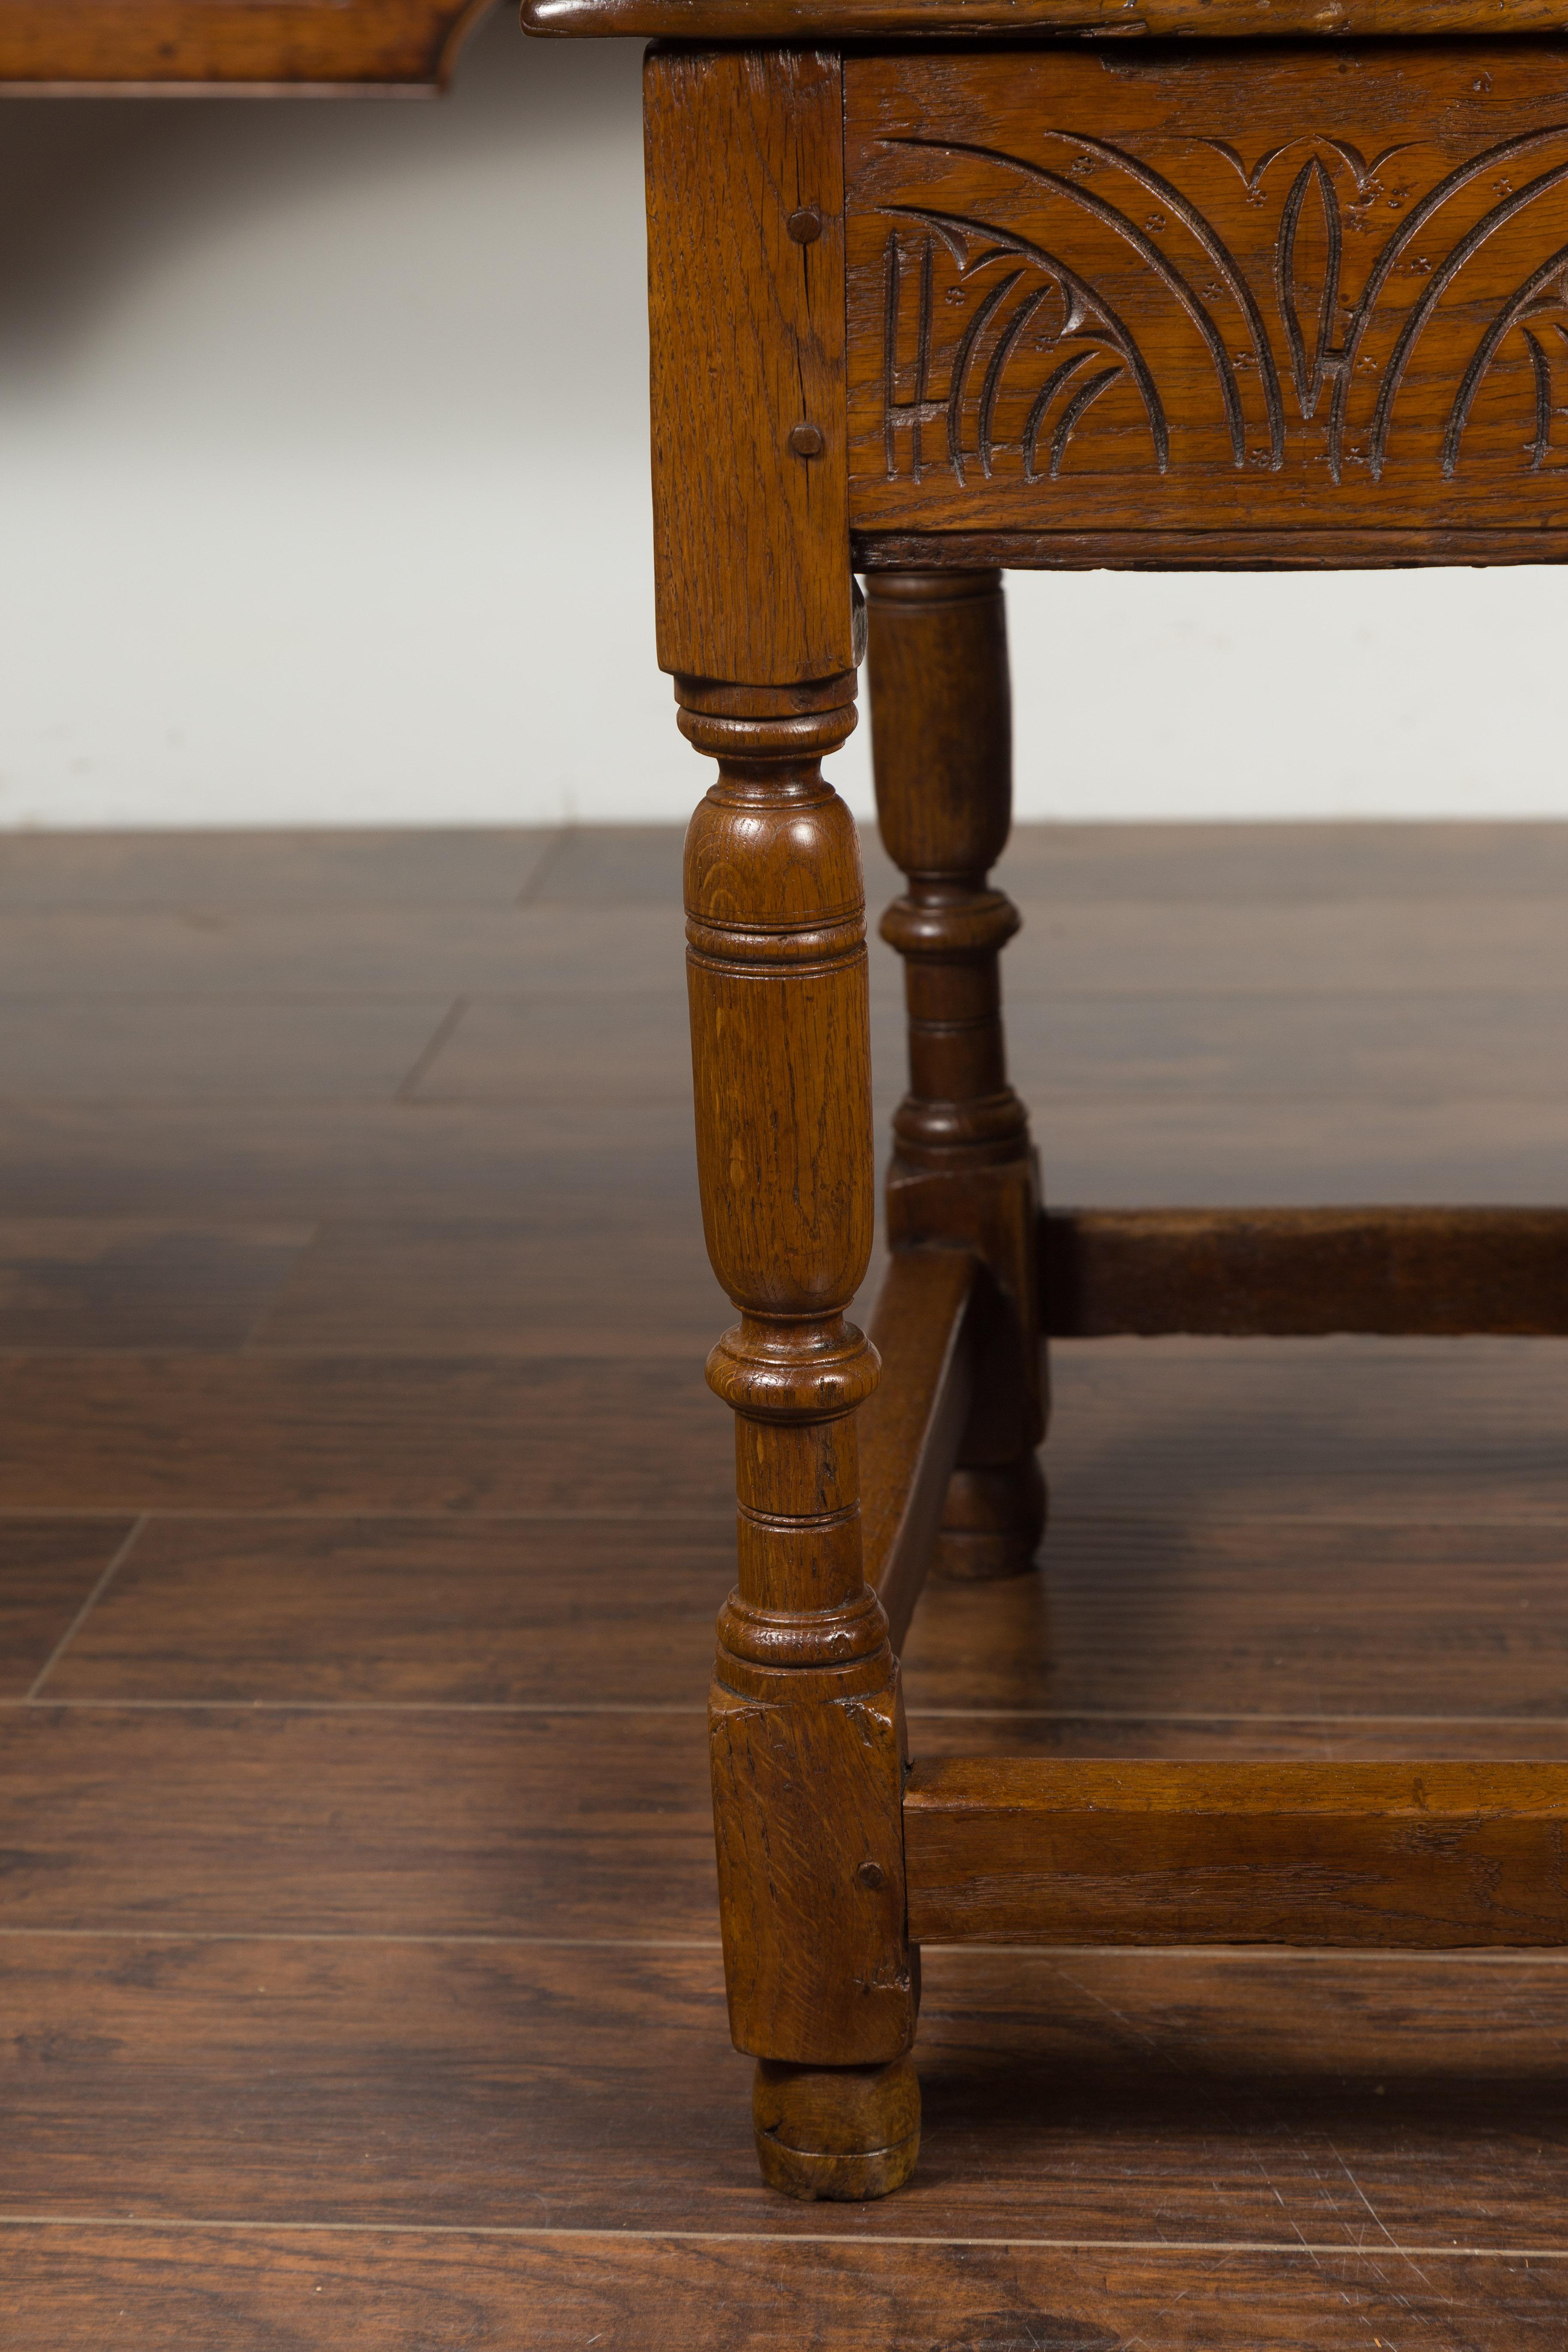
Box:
530;10;1568;2235
866;567;1046;1580
681;674;920;2202
642;43;915;2202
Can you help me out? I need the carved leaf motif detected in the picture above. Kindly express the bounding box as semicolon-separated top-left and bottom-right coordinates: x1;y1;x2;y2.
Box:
881;136;1276;474
1443;257;1568;476
879;216;1169;486
1277;155;1343;424
851;74;1568;510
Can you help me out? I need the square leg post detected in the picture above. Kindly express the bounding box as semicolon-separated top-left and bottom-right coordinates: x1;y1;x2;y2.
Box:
866;569;1046;1579
645;46;918;2201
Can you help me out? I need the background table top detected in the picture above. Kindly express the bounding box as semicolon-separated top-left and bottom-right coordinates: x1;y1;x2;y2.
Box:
10;0;1568;90
0;0;491;93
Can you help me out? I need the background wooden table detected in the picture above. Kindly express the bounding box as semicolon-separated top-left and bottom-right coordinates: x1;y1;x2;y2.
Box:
0;0;491;92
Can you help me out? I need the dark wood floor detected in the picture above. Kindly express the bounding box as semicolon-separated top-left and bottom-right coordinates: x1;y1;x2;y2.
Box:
4;819;1568;2349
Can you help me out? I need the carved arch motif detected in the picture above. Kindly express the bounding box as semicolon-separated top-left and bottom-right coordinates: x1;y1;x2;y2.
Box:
869;122;1568;492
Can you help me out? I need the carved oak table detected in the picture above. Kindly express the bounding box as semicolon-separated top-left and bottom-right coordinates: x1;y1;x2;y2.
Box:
524;0;1568;2201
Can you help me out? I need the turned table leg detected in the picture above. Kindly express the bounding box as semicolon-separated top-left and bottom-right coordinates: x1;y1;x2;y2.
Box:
680;674;920;2202
866;568;1046;1580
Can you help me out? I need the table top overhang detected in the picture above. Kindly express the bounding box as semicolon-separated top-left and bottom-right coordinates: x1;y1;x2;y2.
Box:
525;0;1568;37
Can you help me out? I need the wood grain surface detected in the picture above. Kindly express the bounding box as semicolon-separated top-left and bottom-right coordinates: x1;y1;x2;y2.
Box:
860;1247;976;1645
899;1515;1568;1721
906;1757;1568;1945
40;1517;733;1704
9;1090;1568;1220
10;2226;1568;2350
0;995;455;1102
6;823;1568;2334
857;520;1568;568
0;0;490;89
0;1339;1562;1516
0;1353;729;1512
0;824;554;910
3;815;1563;907
0;1219;312;1350
8;1937;1568;2243
1041;1337;1568;1522
995;818;1568;901
0;1706;718;1937
911;1709;1568;1761
38;1509;1568;1722
1043;1205;1568;1335
846;45;1568;558
248;1216;731;1355
1006;989;1568;1100
0;1099;707;1220
646;47;855;684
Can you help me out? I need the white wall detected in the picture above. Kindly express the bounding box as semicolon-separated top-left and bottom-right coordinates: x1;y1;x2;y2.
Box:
0;9;1563;830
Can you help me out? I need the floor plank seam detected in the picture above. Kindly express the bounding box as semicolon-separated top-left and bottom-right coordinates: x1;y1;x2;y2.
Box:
1;1508;1561;1528
24;1516;147;1702
903;1709;1568;1727
0;1508;739;1524
3;1697;715;1715
11;1698;1568;1727
394;993;468;1101
4;1926;1567;1961
1;2217;1564;2258
0;1927;728;1947
513;826;573;907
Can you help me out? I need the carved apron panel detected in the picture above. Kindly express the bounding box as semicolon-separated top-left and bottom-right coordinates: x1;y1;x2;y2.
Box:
845;44;1568;542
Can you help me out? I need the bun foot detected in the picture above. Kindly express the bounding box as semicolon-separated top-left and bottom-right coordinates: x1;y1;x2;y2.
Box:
934;1454;1046;1582
752;2056;921;2201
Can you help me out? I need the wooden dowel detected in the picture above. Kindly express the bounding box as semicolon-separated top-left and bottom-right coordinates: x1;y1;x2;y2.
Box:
905;1758;1568;1948
1042;1207;1568;1338
860;1250;977;1651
